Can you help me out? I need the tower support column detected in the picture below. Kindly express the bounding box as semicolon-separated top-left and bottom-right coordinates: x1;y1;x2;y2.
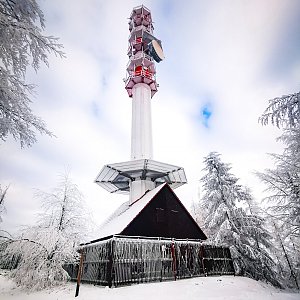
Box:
129;179;155;204
131;83;153;160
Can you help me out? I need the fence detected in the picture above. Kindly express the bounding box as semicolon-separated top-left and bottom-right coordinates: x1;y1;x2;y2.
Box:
64;235;234;287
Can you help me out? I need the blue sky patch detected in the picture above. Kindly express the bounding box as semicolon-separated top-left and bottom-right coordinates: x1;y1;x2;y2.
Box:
200;104;213;128
159;0;174;19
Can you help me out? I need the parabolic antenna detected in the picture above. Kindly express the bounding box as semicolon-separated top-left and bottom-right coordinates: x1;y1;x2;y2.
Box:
148;39;165;63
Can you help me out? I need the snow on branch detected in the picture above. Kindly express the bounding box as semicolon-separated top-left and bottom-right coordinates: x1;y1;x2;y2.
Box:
259;91;300;129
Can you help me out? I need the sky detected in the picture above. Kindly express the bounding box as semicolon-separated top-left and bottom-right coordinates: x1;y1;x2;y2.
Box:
1;0;300;236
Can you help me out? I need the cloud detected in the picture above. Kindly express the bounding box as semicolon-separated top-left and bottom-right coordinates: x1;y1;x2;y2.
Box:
264;1;300;83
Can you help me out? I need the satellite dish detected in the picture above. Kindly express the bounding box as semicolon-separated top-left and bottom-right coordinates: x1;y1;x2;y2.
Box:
148;39;165;63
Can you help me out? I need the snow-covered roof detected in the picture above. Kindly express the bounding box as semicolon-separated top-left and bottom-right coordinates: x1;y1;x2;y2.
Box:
90;184;166;242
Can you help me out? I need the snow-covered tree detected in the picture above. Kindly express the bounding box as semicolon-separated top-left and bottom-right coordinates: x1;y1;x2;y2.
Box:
2;174;88;290
259;91;300;129
190;200;206;229
257;90;300;289
0;184;9;223
35;173;87;242
269;217;299;289
199;152;280;286
257;151;300;242
0;0;64;147
0;185;10;268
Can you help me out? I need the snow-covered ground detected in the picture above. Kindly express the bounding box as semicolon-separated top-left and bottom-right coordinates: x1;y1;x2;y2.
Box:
0;271;299;300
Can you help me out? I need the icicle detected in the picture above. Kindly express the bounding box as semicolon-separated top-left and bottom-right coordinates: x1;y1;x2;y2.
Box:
67;237;234;286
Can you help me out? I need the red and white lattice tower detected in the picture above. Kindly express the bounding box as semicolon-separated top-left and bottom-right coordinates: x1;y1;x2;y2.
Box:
95;5;186;204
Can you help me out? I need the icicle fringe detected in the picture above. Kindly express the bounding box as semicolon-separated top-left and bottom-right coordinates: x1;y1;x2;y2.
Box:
64;236;234;287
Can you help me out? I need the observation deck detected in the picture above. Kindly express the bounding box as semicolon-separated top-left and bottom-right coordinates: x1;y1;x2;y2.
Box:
95;159;187;194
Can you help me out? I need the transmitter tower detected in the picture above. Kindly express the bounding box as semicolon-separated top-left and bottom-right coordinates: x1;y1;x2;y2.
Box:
95;5;186;204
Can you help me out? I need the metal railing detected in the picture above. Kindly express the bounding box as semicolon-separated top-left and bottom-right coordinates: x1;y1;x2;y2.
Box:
124;70;156;88
126;52;153;70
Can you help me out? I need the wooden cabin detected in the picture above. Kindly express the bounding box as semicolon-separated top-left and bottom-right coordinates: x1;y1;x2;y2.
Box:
65;184;234;287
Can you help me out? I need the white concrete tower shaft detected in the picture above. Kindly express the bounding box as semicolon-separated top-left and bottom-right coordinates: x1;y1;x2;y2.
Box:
130;82;155;204
131;83;153;160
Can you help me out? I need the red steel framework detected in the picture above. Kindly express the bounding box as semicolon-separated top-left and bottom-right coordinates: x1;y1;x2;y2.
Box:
125;5;158;98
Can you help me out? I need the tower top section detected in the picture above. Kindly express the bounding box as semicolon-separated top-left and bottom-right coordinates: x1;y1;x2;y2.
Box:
125;5;164;98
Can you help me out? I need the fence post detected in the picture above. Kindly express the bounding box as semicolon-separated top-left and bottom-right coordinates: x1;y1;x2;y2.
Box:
200;245;206;276
75;249;84;297
171;242;177;281
107;238;114;288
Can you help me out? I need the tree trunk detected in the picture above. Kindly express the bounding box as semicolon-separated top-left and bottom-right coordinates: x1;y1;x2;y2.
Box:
273;221;299;289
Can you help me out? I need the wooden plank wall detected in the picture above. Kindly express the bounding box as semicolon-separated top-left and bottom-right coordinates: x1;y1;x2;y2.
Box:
64;236;235;287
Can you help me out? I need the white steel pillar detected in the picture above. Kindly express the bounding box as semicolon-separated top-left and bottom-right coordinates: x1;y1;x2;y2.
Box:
129;179;155;204
131;83;153;160
129;82;154;204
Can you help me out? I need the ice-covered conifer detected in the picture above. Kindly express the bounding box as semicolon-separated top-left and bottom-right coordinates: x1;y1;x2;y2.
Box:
0;184;9;223
259;91;300;129
199;152;280;287
0;0;64;147
257;91;300;289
